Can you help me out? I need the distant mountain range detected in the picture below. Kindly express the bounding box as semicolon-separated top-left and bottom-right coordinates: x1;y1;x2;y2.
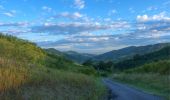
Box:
94;43;170;61
46;43;170;63
45;49;95;63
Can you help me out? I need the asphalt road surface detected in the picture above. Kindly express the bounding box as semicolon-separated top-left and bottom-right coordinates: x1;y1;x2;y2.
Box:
103;78;164;100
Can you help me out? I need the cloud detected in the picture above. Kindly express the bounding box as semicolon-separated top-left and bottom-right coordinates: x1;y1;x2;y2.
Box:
0;22;30;35
0;5;17;17
3;12;14;17
31;22;108;34
108;9;117;16
74;0;85;9
2;10;17;17
36;34;119;54
31;21;130;35
34;12;170;54
1;29;30;35
0;22;28;27
54;12;83;20
37;28;170;54
137;12;170;22
34;18;170;53
135;12;170;39
42;6;52;12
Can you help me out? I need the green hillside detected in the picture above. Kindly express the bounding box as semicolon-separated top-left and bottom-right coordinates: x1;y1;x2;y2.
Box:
114;46;170;70
0;33;105;100
125;60;170;74
112;60;170;99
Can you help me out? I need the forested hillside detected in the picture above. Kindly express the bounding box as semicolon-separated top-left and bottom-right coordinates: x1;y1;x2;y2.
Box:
114;46;170;70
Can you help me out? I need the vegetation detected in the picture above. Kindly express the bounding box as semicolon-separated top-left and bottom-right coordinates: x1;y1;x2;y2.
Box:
114;46;170;70
112;73;170;99
82;44;170;99
125;60;170;75
112;60;170;99
0;33;106;100
1;33;170;100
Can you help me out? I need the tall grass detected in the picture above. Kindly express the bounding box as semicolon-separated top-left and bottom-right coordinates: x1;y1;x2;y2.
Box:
0;33;106;100
0;65;106;100
0;33;45;93
0;58;29;92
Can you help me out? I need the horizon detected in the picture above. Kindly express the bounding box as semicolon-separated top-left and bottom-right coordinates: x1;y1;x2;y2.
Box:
0;0;170;54
49;42;170;54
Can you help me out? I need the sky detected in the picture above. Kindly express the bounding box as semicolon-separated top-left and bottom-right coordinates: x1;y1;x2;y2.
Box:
0;0;170;54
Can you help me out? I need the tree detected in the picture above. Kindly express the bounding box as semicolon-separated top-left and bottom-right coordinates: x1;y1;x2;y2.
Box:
82;59;93;66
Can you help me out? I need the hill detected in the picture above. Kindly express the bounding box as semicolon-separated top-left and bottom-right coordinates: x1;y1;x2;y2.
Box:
94;43;170;61
125;60;170;74
114;46;170;70
112;60;170;99
46;43;170;63
111;48;170;99
45;48;64;56
0;33;105;100
64;51;95;63
46;48;95;63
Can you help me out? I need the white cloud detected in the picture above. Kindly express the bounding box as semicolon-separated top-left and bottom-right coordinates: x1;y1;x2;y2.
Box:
3;12;14;17
108;9;117;16
74;0;85;9
72;12;82;18
137;12;170;22
31;21;130;35
0;22;28;27
54;12;83;20
137;15;148;22
2;10;17;17
42;6;52;12
1;29;30;35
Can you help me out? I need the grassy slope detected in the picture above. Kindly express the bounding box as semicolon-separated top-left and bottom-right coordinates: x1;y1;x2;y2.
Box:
0;34;106;100
112;60;170;99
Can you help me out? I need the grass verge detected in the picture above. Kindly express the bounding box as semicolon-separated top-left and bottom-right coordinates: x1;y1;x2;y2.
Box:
112;73;170;100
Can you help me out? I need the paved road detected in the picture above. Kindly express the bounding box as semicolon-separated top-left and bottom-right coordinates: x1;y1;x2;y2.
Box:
103;78;164;100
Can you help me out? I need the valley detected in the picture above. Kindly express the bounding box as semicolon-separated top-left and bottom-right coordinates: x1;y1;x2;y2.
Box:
0;33;169;100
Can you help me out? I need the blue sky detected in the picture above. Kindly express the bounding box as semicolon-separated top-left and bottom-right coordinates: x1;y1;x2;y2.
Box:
0;0;170;54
